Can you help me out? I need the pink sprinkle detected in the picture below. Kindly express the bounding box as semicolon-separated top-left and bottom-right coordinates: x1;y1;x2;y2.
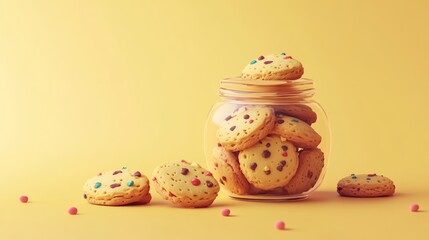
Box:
283;56;292;59
275;221;285;230
249;119;254;124
282;152;288;157
181;160;188;163
191;178;201;186
112;170;122;175
258;56;264;60
205;171;213;176
264;61;273;65
221;208;230;216
68;207;78;215
367;173;377;177
110;183;121;188
410;204;420;212
19;195;28;203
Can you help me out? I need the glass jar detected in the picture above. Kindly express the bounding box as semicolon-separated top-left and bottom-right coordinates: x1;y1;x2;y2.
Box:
204;78;330;201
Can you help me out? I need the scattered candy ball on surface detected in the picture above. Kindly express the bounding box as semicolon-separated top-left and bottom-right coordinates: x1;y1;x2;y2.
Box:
68;207;78;215
221;208;231;216
410;204;420;212
19;195;29;203
275;221;285;230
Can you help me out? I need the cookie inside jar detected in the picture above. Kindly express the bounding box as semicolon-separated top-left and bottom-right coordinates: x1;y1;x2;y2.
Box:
204;53;330;201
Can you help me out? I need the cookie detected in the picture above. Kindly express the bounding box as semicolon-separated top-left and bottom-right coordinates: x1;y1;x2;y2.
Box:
284;148;325;194
273;104;317;125
238;135;299;190
241;53;304;80
337;174;395;197
83;168;151;206
152;161;220;208
271;114;321;149
212;146;250;195
217;106;275;151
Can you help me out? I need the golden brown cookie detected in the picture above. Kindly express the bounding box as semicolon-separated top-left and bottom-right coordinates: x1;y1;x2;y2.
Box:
217;106;275;151
152;161;220;208
238;135;299;190
271;114;321;149
284;148;325;194
241;53;304;80
273;104;317;125
337;174;395;197
83;168;151;206
212;146;250;195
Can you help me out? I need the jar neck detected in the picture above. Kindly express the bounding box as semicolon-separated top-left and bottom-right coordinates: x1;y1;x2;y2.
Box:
219;78;315;104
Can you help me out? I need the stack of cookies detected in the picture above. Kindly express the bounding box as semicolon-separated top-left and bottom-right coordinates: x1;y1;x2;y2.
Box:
211;53;325;196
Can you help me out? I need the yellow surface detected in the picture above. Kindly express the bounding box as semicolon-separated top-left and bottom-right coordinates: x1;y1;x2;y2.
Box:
0;0;428;239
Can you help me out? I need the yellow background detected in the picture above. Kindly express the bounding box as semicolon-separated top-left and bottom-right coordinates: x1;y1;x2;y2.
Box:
1;0;428;239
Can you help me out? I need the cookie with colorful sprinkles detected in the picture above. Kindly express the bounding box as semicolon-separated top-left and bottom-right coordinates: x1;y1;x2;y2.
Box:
152;161;220;208
337;174;395;197
241;53;304;80
238;135;299;190
83;168;151;206
217;105;276;151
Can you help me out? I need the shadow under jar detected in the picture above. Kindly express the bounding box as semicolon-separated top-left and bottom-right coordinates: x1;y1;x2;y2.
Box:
204;78;331;201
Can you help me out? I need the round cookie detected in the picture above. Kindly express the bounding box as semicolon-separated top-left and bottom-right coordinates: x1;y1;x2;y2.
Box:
271;114;321;149
273;104;317;125
152;161;220;208
83;168;151;206
241;53;304;80
217;106;275;152
337;174;395;197
212;146;250;195
238;135;299;190
284;148;325;195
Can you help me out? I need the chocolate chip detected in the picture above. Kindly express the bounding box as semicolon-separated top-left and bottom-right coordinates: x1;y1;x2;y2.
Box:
83;194;87;199
280;160;287;166
281;146;288;151
219;179;224;185
230;126;236;131
250;162;257;171
113;170;122;175
277;119;285;124
217;143;221;147
243;114;250;119
214;163;219;167
337;187;343;192
266;143;271;148
262;150;271;158
258;55;264;60
225;115;232;121
133;171;142;177
276;165;284;171
221;176;227;182
264;61;273;65
307;171;313;178
357;188;360;191
110;183;121;188
206;181;214;188
181;168;189;175
264;170;271;175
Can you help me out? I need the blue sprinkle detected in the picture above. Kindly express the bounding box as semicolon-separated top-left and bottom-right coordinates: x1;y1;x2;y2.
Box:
280;52;286;55
291;119;299;123
94;182;102;188
127;181;134;187
250;60;257;64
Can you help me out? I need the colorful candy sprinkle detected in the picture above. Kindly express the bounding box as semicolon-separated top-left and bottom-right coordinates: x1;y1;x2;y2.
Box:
262;150;271;158
122;166;127;169
206;181;214;188
307;171;314;178
275;221;285;230
222;176;227;182
264;166;271;175
217;143;222;147
191;178;201;186
284;56;292;59
230;126;236;131
225;115;232;121
352;175;357;179
282;152;288;157
250;60;257;64
110;183;121;188
205;171;213;176
19;195;28;203
133;171;142;177
221;208;231;216
291;119;299;123
68;207;78;215
113;170;122;175
249;119;254;124
280;160;287;166
258;56;265;60
264;61;273;65
94;182;102;188
281;146;288;151
83;194;87;199
243;114;250;119
127;181;134;187
250;162;257;171
97;172;102;176
277;119;285;124
368;173;377;177
276;165;284;171
181;168;189;175
410;204;420;212
366;178;371;181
